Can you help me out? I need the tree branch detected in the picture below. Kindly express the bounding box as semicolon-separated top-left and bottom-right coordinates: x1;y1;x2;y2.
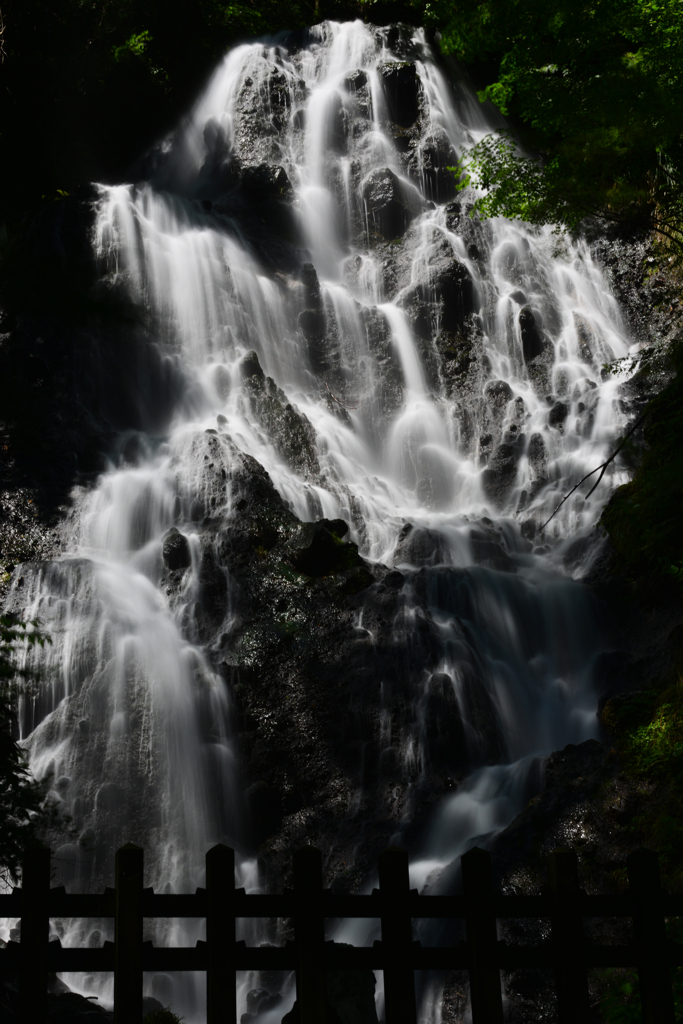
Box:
540;408;649;531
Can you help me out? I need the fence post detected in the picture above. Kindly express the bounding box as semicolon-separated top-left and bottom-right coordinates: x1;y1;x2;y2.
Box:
19;844;51;1024
114;843;144;1024
206;844;237;1024
462;846;504;1024
547;848;589;1024
627;848;676;1024
293;846;327;1024
378;847;418;1024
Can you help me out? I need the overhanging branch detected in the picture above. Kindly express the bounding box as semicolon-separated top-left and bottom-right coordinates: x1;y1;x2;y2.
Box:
540;408;649;531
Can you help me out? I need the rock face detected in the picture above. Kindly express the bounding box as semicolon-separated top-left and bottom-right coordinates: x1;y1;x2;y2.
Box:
518;306;546;362
377;61;421;126
361;167;428;239
481;437;524;506
5;31;683;1024
400;253;475;335
162;528;191;571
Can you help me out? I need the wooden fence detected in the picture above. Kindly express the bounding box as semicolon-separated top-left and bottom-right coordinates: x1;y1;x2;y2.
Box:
0;843;681;1024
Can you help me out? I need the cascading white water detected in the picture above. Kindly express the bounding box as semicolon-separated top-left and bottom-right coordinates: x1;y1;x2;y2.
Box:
3;18;638;1023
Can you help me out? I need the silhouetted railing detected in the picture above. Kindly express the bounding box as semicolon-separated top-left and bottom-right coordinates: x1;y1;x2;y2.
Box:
1;844;681;1024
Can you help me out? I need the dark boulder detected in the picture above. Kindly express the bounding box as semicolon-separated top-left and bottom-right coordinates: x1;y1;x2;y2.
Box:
484;379;513;422
377;61;420;126
287;521;361;577
400;256;475;339
361;167;427;240
518;306;546;362
548;401;569;429
344;69;368;92
246;780;283;846
481;439;523;507
318;517;349;539
420;672;468;770
416;259;475;333
445;201;461;229
416;128;458;202
393;525;448;567
241;164;294;201
162;528;191;571
527;432;548;480
240;350;265;381
573;312;594;362
243;373;319;477
300;262;323;310
298;308;326;341
298;264;327;360
197;549;228;625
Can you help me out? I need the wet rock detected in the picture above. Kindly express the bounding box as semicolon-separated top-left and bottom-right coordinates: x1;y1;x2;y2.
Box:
162;528;191;571
481;439;523;507
573;312;594;362
491;739;622;887
246;988;273;1015
241;164;294;201
287;521;362;577
344;69;368;92
300;262;323;309
484;379;513;422
319;517;349;539
298;308;326;341
240;350;265;381
393;526;448;567
469;527;514;572
527;432;548;480
518;306;546;361
324;91;349;154
445;201;461;229
410;257;475;334
94;782;123;814
243;373;320;478
377;61;420;126
197;548;228;627
421;673;468;769
416;127;458;202
246;781;283;846
361;167;427;240
548;401;569;429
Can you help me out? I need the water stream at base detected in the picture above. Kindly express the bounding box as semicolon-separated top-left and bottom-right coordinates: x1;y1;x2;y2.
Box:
4;19;638;1023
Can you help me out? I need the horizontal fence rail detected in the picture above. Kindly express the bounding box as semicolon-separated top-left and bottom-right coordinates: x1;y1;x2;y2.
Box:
0;844;681;1023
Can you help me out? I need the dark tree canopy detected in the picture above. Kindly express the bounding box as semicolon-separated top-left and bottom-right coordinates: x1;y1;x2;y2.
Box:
430;0;683;248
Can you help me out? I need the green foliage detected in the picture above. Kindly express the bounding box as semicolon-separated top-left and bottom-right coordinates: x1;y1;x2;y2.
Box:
629;697;683;778
113;29;153;62
600;920;683;1022
602;674;683;886
435;0;683;246
0;615;53;883
600;968;641;1024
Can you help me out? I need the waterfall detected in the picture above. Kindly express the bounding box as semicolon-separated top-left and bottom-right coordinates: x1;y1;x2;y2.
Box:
3;19;637;1023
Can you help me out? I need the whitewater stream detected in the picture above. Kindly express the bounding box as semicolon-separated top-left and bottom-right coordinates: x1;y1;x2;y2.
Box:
3;19;637;1023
